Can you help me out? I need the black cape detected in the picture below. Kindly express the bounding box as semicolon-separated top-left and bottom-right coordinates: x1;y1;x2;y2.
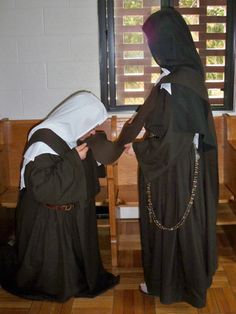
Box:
0;129;119;302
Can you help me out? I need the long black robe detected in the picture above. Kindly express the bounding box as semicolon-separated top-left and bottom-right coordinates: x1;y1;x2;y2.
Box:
113;7;219;308
0;132;118;302
133;85;218;308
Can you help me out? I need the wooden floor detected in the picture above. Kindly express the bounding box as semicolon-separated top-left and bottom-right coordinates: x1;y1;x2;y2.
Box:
0;218;236;313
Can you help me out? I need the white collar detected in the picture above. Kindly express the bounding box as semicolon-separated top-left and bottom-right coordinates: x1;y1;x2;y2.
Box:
155;67;172;95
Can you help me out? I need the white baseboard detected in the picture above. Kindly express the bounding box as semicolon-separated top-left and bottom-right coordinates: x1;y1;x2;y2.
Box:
116;205;139;219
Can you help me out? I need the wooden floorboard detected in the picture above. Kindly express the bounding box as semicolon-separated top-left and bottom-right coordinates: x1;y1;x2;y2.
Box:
1;222;236;313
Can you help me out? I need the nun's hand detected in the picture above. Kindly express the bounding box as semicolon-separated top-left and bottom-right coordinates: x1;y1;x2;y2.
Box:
75;143;89;160
124;143;135;156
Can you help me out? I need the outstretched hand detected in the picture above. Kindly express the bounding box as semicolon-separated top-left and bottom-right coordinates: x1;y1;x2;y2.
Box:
124;143;135;156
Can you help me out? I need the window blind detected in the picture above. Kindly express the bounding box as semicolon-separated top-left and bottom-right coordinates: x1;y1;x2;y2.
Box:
113;0;227;107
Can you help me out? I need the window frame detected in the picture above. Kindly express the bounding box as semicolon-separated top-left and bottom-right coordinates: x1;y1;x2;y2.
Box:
98;0;235;111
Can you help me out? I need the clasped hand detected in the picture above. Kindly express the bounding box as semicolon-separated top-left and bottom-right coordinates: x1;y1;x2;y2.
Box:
124;143;135;156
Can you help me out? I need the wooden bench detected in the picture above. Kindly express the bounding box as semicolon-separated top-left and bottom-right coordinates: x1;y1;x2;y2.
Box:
224;114;236;198
217;114;236;227
221;114;236;252
0;117;119;266
1;115;236;266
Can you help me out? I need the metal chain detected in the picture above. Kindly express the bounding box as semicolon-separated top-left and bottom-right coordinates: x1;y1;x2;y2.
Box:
146;145;200;231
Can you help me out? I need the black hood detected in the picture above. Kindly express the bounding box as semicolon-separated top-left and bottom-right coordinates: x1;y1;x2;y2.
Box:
142;7;204;77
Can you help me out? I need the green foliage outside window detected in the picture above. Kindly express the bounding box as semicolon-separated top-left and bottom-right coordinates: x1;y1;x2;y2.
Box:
206;56;225;66
179;0;198;8
206;72;224;81
124;81;144;91
123;0;143;9
124;65;144;75
208;89;224;98
123;33;143;44
124;97;144;104
207;23;225;33
207;40;225;49
207;6;226;16
123;16;143;26
183;14;199;24
123;51;144;59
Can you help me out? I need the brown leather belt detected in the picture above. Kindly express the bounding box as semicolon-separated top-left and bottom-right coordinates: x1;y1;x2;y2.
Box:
45;204;74;211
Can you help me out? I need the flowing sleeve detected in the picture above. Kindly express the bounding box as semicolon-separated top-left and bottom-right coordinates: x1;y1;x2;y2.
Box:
85;85;160;165
24;149;87;205
133;132;194;182
133;91;194;182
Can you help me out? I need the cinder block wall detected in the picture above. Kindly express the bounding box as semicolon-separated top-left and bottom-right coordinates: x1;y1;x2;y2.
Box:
0;0;100;119
0;1;235;119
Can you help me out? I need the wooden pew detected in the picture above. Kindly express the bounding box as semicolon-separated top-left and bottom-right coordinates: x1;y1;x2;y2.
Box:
0;117;119;266
0;119;39;207
1;115;236;266
224;114;236;198
222;114;236;253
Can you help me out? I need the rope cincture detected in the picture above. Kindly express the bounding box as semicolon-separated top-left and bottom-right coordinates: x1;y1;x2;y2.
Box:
146;145;200;231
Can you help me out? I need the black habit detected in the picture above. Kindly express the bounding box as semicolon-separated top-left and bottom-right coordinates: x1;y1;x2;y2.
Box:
133;7;218;308
86;7;219;309
0;129;119;302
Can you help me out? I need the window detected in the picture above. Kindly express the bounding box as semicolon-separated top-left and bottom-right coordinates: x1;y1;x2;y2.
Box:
98;0;235;111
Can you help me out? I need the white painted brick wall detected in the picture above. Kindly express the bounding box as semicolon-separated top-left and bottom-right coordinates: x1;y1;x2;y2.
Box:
0;0;15;9
0;0;100;119
0;63;47;90
0;91;23;118
0;38;18;63
15;0;68;8
0;1;234;119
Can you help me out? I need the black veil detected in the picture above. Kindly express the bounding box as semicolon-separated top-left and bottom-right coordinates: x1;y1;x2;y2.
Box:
142;7;204;77
142;7;217;151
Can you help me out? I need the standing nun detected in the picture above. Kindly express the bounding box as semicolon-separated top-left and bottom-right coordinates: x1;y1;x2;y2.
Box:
123;7;219;308
0;91;119;302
